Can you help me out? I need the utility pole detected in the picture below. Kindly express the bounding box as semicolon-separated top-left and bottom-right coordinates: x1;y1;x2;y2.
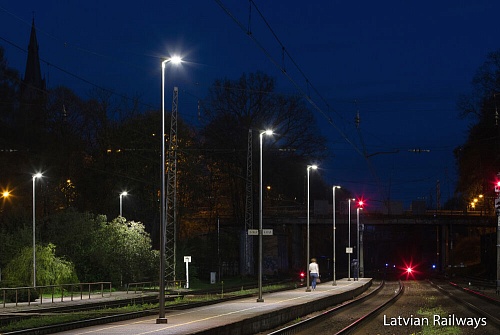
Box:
495;173;500;295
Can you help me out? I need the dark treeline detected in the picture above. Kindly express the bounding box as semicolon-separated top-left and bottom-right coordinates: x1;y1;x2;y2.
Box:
1;43;333;284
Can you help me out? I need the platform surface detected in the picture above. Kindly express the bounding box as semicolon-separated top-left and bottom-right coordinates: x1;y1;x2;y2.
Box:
51;278;371;335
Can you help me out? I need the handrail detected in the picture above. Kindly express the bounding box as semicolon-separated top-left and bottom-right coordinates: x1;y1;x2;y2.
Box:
0;282;112;308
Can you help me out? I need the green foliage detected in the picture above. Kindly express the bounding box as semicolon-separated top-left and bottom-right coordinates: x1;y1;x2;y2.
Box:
87;217;159;286
2;211;158;288
41;210;102;279
2;287;39;303
3;243;78;287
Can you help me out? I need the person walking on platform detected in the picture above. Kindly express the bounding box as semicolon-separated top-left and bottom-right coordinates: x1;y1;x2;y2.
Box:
309;258;320;290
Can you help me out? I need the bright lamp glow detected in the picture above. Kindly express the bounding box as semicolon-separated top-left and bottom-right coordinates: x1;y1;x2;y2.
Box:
170;55;182;64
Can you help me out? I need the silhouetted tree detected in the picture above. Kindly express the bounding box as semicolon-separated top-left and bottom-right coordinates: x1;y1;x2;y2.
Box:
455;49;500;202
200;72;328;224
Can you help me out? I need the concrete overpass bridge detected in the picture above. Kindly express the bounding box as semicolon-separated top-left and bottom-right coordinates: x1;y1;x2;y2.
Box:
256;209;497;278
183;208;497;280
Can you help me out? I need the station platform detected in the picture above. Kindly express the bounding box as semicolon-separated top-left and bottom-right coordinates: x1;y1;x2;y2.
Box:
52;278;371;335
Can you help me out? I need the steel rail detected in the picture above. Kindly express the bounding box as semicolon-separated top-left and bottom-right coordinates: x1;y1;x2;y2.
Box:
267;280;403;335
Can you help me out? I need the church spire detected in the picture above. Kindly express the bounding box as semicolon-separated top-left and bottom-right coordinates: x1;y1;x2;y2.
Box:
22;17;46;101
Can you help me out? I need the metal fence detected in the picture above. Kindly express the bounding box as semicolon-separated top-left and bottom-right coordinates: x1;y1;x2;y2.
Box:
1;281;112;308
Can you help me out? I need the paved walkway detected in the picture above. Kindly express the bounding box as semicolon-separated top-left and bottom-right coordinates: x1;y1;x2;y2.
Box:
52;278;371;335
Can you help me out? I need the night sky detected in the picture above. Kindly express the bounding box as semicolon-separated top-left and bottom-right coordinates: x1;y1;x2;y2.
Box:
1;1;499;209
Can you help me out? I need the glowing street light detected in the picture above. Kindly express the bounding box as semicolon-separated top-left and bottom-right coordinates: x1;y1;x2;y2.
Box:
257;129;273;302
332;186;340;285
32;173;42;287
158;56;182;323
119;191;128;217
306;164;317;292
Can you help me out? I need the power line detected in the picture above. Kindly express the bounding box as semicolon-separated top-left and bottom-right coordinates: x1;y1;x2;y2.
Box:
214;0;365;158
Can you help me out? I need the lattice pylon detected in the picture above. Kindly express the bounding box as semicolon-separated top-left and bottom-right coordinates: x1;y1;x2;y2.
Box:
241;129;254;275
165;87;178;282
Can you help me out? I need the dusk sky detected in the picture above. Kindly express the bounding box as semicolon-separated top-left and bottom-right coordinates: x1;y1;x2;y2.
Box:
1;1;499;209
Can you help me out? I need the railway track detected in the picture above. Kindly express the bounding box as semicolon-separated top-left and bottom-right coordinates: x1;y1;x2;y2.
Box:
430;279;500;328
6;278;497;334
266;279;500;335
263;280;402;335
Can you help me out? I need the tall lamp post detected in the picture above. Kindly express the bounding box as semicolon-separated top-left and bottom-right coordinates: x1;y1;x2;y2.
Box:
119;191;128;217
332;186;340;285
347;198;354;281
257;129;273;302
158;56;182;323
32;173;42;287
357;200;365;278
306;164;318;292
356;203;363;280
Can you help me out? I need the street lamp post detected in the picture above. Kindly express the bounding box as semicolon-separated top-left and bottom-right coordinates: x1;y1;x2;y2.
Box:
306;164;318;292
119;191;128;217
158;56;181;323
347;198;354;281
357;200;364;279
332;186;340;285
32;173;42;287
257;129;273;302
356;206;361;280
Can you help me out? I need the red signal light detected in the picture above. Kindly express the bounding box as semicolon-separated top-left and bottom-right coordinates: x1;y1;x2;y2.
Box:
300;272;305;278
400;260;419;280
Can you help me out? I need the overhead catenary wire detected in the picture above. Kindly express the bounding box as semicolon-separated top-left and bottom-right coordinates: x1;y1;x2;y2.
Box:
214;0;365;158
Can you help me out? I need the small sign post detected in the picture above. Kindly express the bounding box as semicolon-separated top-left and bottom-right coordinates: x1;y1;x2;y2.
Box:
184;256;191;289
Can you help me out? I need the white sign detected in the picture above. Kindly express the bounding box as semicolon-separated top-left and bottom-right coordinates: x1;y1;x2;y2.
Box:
248;229;259;235
262;229;273;236
346;247;353;254
184;256;191;289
